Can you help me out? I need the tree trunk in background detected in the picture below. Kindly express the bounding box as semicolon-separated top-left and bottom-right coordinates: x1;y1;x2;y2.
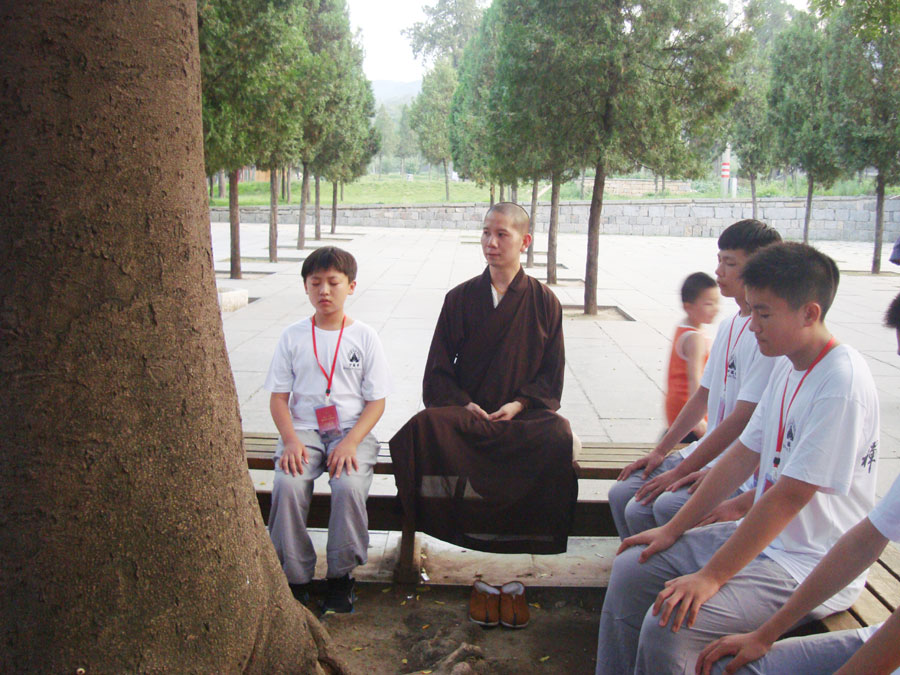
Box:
298;162;310;250
490;183;495;206
217;169;225;198
331;181;338;234
442;158;450;201
872;172;885;274
661;175;666;193
527;178;538;268
580;168;586;199
285;166;292;203
229;169;241;279
585;161;607;314
803;174;814;244
654;174;659;193
548;172;560;285
750;174;757;220
499;183;505;201
315;174;321;241
209;175;214;197
340;180;344;201
269;166;278;262
0;2;345;672
510;182;517;203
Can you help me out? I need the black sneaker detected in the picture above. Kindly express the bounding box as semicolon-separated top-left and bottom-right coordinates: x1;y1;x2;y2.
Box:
289;582;311;604
321;574;355;614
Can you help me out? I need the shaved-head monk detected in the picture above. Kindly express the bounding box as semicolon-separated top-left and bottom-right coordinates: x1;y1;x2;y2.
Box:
389;203;578;554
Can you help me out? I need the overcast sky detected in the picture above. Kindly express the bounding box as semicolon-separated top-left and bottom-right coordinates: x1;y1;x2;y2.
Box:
347;0;427;82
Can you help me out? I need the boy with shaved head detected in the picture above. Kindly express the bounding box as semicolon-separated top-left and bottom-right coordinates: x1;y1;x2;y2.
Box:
390;203;577;558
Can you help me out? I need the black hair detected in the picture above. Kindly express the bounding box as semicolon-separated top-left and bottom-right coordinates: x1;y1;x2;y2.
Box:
741;242;840;318
885;292;900;330
681;272;717;304
718;219;782;255
485;201;530;235
301;246;357;283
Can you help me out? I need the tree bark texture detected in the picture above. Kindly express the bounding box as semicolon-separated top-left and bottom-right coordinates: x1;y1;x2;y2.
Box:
499;183;505;202
803;174;814;244
331;181;338;234
750;174;757;220
229;170;242;280
510;183;517;204
269;166;278;262
281;165;287;201
527;178;538;268
217;169;225;199
547;173;560;286
286;167;292;203
489;183;495;206
315;174;321;241
298;162;310;250
873;172;885;274
0;3;346;672
442;158;450;201
585;162;606;314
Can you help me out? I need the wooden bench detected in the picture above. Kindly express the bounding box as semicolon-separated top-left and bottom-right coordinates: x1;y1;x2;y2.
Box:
244;431;655;581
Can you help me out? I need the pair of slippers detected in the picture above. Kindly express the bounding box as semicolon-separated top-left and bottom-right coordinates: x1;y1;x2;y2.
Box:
468;580;529;628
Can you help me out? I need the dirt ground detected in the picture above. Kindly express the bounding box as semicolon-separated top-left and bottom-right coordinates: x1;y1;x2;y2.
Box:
311;582;604;674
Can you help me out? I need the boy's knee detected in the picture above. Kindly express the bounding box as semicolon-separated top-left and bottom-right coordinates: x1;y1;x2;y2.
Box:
652;490;685;525
608;479;636;508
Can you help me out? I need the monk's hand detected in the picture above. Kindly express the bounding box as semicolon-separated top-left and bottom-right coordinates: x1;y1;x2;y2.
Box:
635;467;681;504
617;448;665;481
327;437;358;479
696;630;772;675
617;525;677;561
487;401;524;421
279;440;309;477
653;570;721;633
464;402;490;419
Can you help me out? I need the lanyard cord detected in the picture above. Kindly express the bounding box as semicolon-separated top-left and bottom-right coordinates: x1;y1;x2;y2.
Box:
723;313;753;388
311;315;346;398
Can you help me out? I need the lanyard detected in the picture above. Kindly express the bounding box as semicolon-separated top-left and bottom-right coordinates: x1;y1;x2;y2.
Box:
311;315;346;399
723;313;752;388
774;337;837;465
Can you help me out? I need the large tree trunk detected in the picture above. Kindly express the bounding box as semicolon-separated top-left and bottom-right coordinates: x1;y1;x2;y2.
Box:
442;158;450;201
872;171;885;274
585;161;606;314
229;169;242;279
803;174;814;244
499;183;505;202
281;165;287;201
218;169;225;198
331;180;339;234
510;182;517;203
750;174;757;220
0;3;345;672
527;177;538;268
286;166;292;203
298;162;310;249
315;174;321;241
490;183;495;206
269;166;278;262
548;171;560;285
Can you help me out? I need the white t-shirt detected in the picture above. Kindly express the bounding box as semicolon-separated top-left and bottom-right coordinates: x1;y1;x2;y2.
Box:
740;344;879;612
856;475;900;651
264;317;392;431
679;310;777;469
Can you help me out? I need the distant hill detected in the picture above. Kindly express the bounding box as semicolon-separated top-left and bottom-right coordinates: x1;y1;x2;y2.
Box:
371;80;421;108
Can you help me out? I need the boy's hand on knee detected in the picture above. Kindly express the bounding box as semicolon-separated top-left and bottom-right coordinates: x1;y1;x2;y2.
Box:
617;525;678;561
327;438;359;479
653;570;721;633
696;495;750;527
618;450;664;481
636;468;680;503
695;630;772;675
280;441;309;477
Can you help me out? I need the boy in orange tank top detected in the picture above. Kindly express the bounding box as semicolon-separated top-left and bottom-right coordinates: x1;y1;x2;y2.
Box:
665;272;719;443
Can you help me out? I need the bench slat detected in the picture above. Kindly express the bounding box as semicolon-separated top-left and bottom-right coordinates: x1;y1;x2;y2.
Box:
869;560;900;612
819;611;864;632
849;586;893;626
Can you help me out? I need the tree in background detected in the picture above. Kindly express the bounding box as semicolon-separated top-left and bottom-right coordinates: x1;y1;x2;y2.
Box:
395;104;419;174
1;2;346;671
409;59;458;201
373;105;396;174
822;3;900;273
404;0;483;68
768;12;844;243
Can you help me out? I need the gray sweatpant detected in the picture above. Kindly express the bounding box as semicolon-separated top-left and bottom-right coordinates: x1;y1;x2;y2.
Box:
710;627;868;674
595;522;833;675
268;429;379;584
608;453;684;539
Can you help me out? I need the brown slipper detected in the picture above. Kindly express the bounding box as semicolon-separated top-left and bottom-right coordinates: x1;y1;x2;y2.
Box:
469;580;500;626
499;581;529;628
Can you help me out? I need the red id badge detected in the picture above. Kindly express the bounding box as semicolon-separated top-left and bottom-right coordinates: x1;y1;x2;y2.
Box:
315;404;343;443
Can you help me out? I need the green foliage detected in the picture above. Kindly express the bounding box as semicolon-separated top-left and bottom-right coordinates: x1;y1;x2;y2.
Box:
395;105;419;168
374;105;397;161
403;0;483;68
409;59;458;169
812;0;900;39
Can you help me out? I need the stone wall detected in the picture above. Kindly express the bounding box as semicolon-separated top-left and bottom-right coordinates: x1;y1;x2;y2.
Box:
210;195;900;242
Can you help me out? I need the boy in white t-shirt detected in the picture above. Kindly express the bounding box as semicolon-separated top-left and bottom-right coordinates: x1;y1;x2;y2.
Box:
596;243;879;674
264;246;392;613
611;220;781;538
694;292;900;675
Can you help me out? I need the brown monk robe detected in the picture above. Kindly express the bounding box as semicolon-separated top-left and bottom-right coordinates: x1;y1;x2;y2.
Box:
389;203;577;554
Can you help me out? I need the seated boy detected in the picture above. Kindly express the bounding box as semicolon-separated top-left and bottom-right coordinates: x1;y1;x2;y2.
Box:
694;292;900;675
611;220;781;538
264;246;392;613
664;272;719;443
595;243;880;674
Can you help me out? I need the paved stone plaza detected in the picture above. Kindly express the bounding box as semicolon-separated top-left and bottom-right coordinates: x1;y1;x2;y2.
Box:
212;220;900;584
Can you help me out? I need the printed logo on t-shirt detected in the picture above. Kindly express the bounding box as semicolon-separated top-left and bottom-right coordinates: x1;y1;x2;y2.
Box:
345;348;362;369
861;441;877;474
726;355;737;380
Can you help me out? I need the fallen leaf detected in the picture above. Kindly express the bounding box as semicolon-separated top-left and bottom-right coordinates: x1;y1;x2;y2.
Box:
352;647;364;652
401;600;407;606
434;600;445;605
381;588;391;593
416;595;420;601
401;658;408;665
529;602;541;609
422;671;433;674
539;656;550;663
421;624;430;630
